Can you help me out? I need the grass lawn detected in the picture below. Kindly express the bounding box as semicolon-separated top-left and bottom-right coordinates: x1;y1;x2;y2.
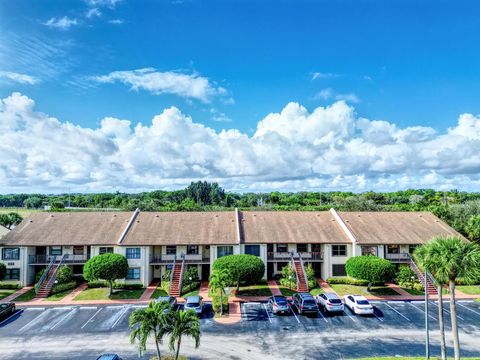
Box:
401;287;425;296
45;288;75;301
457;285;480;295
150;287;168;299
309;287;324;296
13;289;37;301
0;289;16;300
74;287;144;301
235;282;272;297
330;284;399;297
182;289;200;297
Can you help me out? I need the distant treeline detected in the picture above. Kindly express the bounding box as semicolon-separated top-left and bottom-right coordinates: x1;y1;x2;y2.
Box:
1;181;480;241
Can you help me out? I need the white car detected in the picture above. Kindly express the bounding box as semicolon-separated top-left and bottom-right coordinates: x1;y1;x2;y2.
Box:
316;292;344;313
343;295;374;315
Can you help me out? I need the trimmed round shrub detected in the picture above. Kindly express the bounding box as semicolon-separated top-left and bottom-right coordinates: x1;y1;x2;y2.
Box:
212;254;265;290
83;253;129;296
0;262;6;281
55;265;73;284
345;256;395;289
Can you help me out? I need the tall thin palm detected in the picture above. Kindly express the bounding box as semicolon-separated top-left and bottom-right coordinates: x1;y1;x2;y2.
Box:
415;244;448;360
209;269;230;315
417;236;480;360
129;300;169;360
161;309;200;360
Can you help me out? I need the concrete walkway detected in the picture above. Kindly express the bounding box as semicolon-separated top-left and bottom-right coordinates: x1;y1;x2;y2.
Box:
198;281;212;301
214;301;242;325
2;286;34;302
139;280;160;301
267;280;282;296
317;278;336;293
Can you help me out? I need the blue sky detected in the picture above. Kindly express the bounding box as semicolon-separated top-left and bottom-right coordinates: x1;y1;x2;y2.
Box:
1;0;480;193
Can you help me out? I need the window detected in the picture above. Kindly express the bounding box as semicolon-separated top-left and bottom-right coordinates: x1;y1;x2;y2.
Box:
126;248;141;259
332;264;347;277
276;244;288;253
166;246;177;255
187;245;199;255
387;245;399;254
217;246;233;258
331;245;347;257
409;245;418;254
50;246;62;256
361;246;377;256
99;247;114;255
126;267;141;280
2;248;19;260
4;268;20;280
297;244;308;253
245;245;260;257
73;246;84;255
311;244;321;253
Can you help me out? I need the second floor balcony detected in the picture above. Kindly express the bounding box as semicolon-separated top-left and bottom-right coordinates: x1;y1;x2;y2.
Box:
28;254;89;265
267;251;324;261
149;253;211;264
385;253;411;261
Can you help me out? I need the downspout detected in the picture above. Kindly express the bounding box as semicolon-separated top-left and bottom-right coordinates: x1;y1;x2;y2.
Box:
330;208;358;256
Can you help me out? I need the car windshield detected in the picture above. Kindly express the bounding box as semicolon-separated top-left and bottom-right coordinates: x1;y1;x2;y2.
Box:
329;299;342;304
187;302;200;307
356;300;369;305
274;296;287;305
303;300;316;306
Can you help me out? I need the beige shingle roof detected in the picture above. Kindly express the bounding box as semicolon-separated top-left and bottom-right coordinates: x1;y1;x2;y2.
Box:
338;211;461;244
120;211;238;245
240;211;351;244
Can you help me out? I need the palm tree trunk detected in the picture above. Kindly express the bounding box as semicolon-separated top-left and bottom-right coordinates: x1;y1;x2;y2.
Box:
175;337;182;360
154;332;161;360
437;285;446;360
449;280;461;360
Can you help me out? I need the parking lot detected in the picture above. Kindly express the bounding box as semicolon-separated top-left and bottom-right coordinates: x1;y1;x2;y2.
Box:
0;300;480;359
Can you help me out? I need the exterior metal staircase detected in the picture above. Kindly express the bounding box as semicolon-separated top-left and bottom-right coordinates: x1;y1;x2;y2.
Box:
407;253;437;296
35;254;67;298
291;252;309;292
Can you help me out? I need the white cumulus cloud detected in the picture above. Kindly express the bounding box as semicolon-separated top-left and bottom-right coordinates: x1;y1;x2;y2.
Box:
1;92;480;193
92;68;228;103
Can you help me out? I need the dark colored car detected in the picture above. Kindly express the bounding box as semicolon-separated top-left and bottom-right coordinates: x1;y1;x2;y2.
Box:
0;303;16;321
268;295;290;315
96;354;122;360
292;293;318;315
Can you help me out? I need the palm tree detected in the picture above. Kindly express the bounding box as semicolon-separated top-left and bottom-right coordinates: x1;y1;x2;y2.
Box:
162;309;200;360
415;244;448;360
416;236;480;360
209;269;230;315
129;300;169;360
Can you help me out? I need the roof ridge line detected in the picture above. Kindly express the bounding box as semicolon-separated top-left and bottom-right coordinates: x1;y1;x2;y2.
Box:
329;208;358;251
117;208;140;245
235;208;243;244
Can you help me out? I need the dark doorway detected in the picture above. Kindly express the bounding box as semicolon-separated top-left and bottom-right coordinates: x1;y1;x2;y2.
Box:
267;262;274;279
36;246;46;255
311;262;322;277
201;264;210;281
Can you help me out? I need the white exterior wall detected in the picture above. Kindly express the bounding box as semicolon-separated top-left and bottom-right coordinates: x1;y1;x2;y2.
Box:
322;244;352;279
0;246;33;286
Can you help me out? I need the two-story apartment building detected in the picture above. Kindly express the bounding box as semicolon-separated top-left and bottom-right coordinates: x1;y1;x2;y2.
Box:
0;209;460;290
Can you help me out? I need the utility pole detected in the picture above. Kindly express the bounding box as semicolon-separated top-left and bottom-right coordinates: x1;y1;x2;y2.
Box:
425;270;430;360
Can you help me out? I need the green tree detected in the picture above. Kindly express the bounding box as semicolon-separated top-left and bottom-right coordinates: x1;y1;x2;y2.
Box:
279;264;296;289
416;236;480;360
345;256;395;291
23;196;44;209
162;309;200;360
55;265;73;284
0;262;6;280
129;300;170;360
396;265;416;289
83;253;129;296
209;269;230;315
466;215;480;242
0;212;23;230
212;254;265;291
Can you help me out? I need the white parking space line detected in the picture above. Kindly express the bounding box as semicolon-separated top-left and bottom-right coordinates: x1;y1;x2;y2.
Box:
373;308;384;322
0;309;23;326
458;302;480;317
262;304;272;324
408;302;436;321
111;306;130;329
79;307;97;310
383;302;411;322
50;308;77;330
290;307;301;324
431;302;464;321
81;308;103;329
317;309;328;323
25;307;45;311
18;309;52;333
343;309;357;322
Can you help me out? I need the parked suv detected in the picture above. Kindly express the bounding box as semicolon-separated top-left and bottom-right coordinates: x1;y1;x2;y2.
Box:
316;293;344;313
292;293;318;315
0;303;16;321
268;295;290;315
184;295;204;315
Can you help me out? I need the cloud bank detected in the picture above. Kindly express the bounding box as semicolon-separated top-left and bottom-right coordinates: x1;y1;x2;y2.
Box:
1;92;479;193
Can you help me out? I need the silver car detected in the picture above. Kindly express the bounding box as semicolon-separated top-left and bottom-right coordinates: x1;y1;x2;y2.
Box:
184;295;204;315
268;295;290;315
316;292;344;313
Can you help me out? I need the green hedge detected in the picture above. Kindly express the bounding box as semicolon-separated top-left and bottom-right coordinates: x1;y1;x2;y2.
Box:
87;280;143;290
51;281;77;295
0;283;21;290
212;295;229;314
327;276;384;286
345;256;395;284
212;254;265;287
